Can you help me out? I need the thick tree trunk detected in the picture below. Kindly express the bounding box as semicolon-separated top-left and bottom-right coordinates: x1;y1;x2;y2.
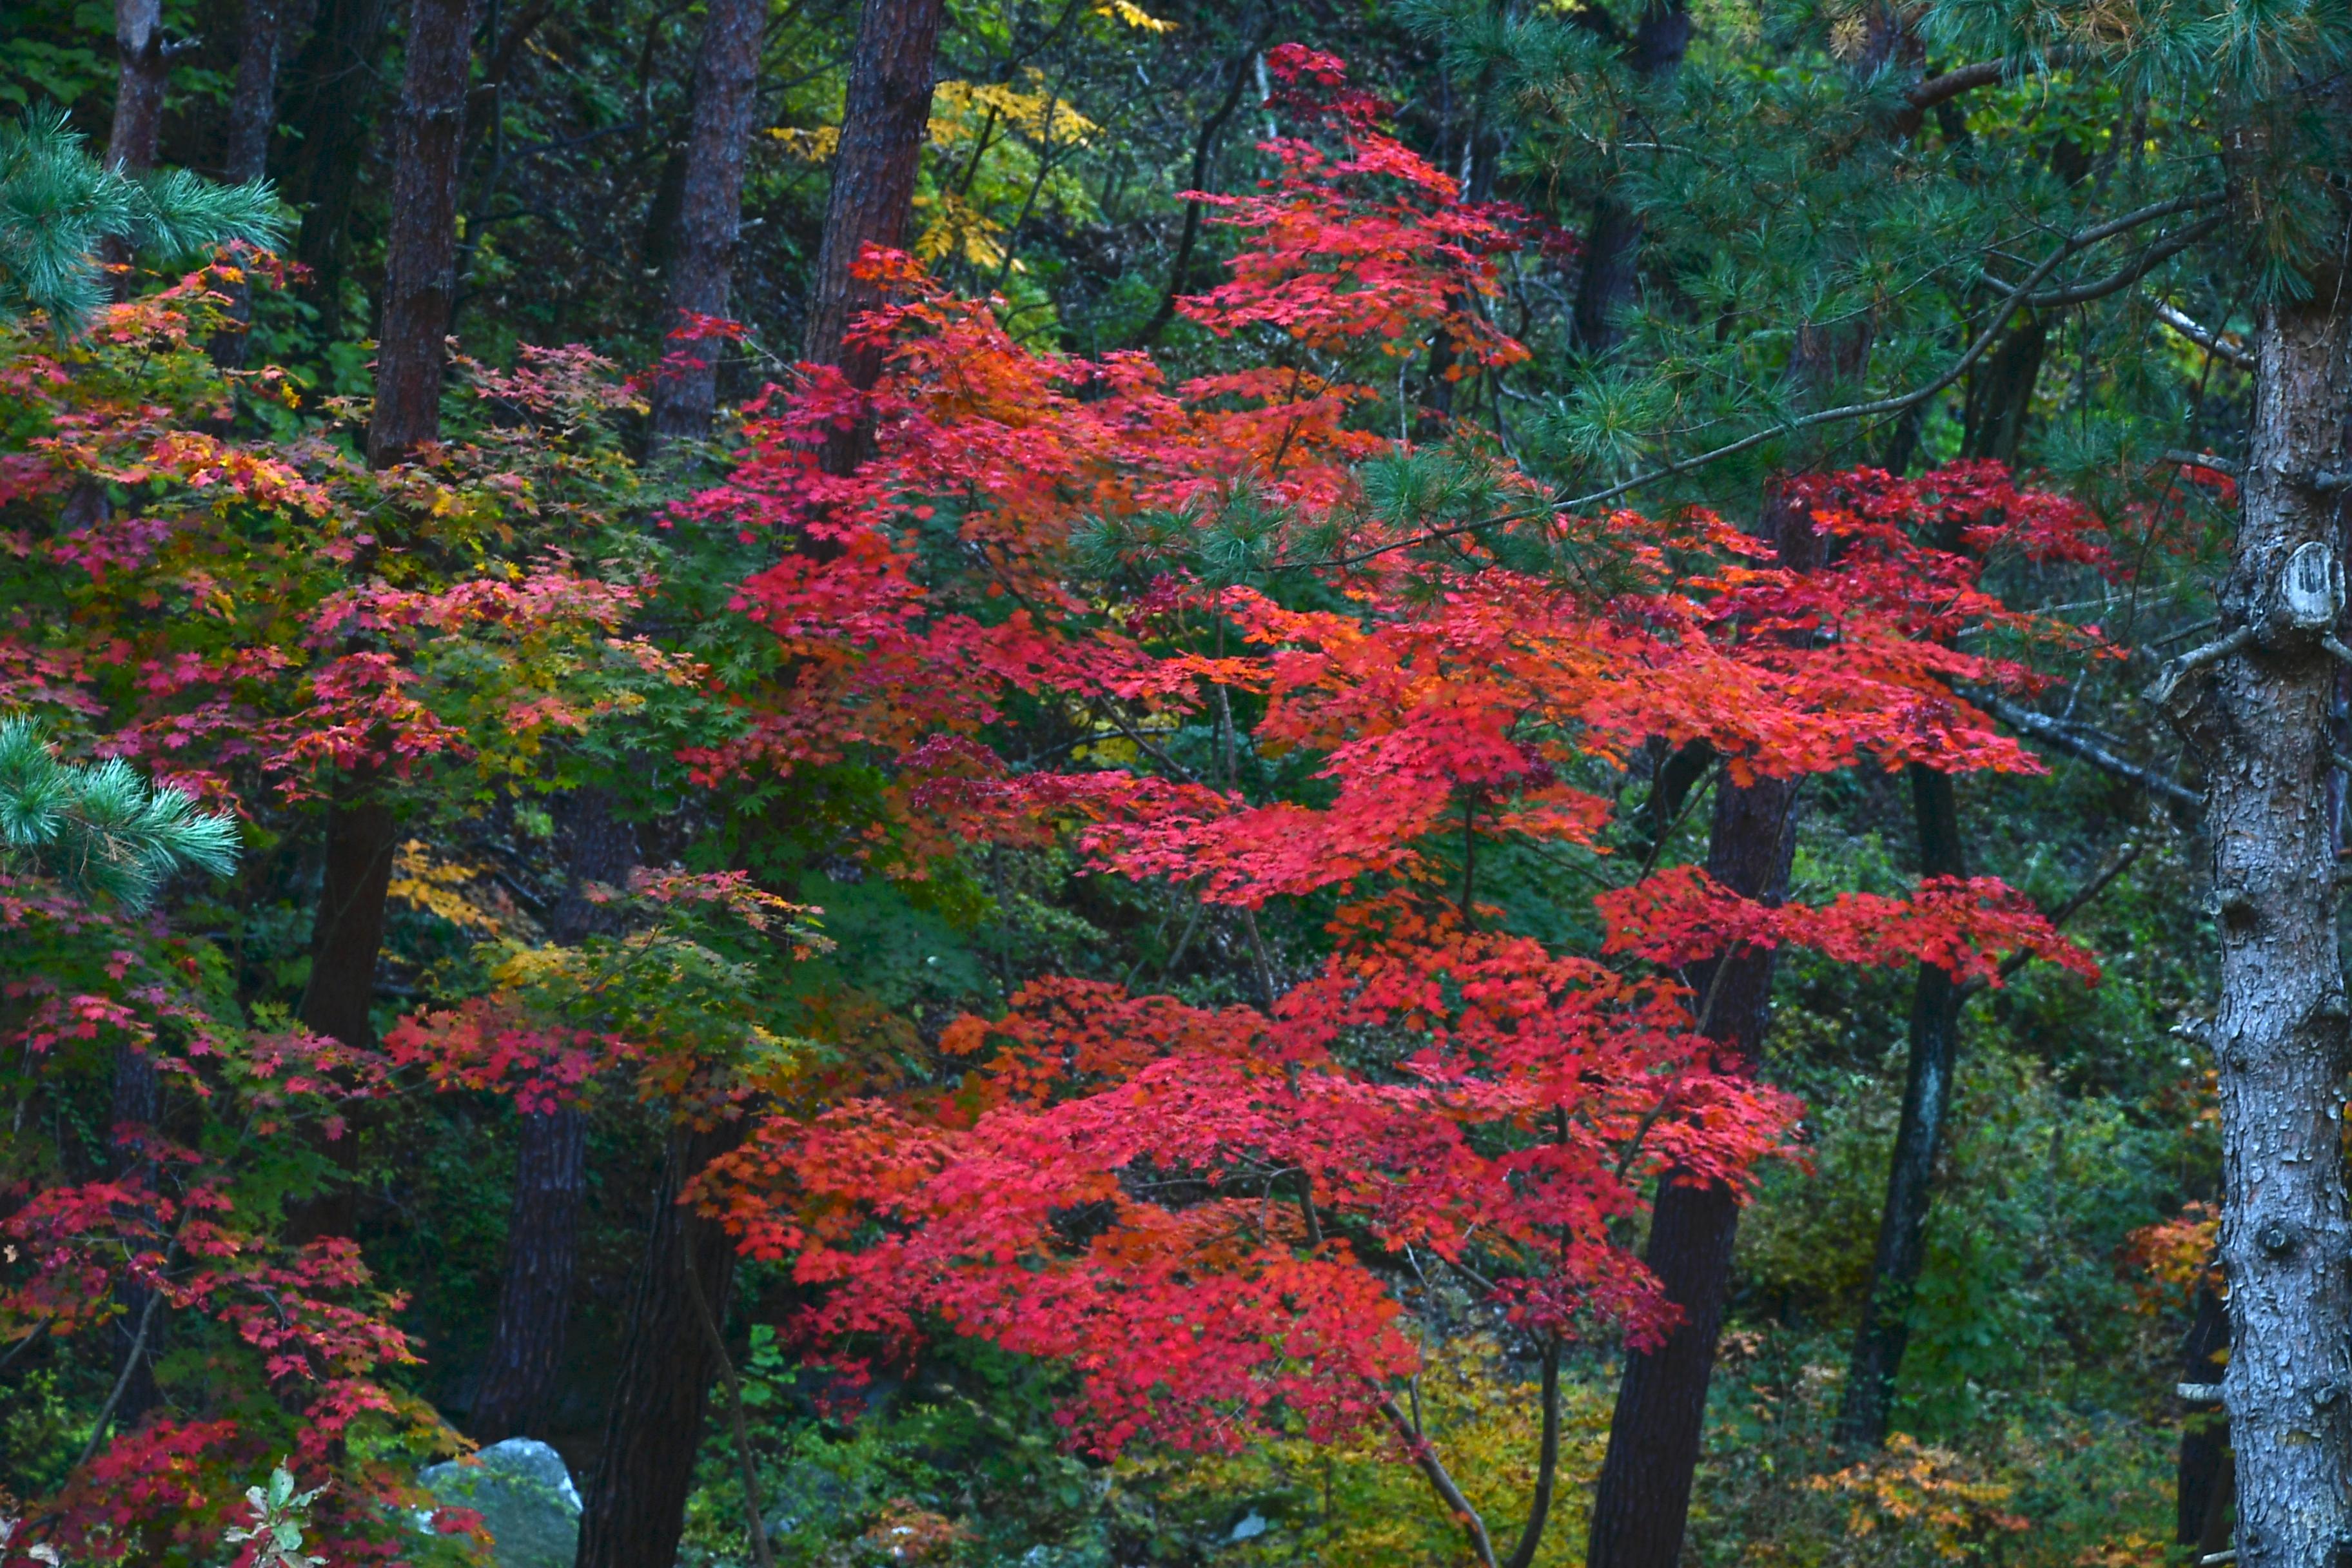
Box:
1834;763;1965;1446
801;0;945;389
300;792;397;1054
647;0;765;445
1586;495;1819;1568
469;1104;587;1438
277;0;397;339
107;0;168;174
210;0;289;368
366;0;479;467
2183;290;2352;1568
224;0;286;184
1565;0;1690;358
468;791;636;1440
576;1121;744;1568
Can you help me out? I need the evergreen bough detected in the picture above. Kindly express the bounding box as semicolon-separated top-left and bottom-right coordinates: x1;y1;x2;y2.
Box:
0;716;240;907
0;105;284;335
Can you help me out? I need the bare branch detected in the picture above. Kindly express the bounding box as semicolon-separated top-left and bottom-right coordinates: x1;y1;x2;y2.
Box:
2154;299;2252;368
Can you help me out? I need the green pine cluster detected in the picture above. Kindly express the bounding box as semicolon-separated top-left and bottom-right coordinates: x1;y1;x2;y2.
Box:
0;106;282;335
0;716;239;907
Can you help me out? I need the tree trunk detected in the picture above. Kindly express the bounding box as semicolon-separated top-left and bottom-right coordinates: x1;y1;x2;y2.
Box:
2178;1281;2230;1546
646;0;765;445
1834;762;1965;1447
210;0;290;368
2182;289;2352;1568
224;0;286;184
107;0;168;174
289;789;396;1243
1586;493;1819;1568
277;0;397;340
468;790;636;1440
1565;0;1690;358
576;1121;744;1568
366;0;479;467
469;1103;587;1438
801;0;944;392
104;1041;164;1431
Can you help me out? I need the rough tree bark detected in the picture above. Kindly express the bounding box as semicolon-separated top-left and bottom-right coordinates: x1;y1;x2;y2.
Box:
1834;763;1964;1446
1566;0;1690;358
467;792;636;1440
801;0;945;392
2166;284;2352;1568
368;0;480;467
210;0;290;368
1585;493;1822;1568
646;0;767;445
107;0;169;174
575;1121;745;1568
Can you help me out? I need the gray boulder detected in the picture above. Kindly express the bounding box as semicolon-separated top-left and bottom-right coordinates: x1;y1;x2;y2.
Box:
420;1438;582;1568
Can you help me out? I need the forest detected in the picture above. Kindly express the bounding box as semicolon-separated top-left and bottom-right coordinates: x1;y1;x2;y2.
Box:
0;0;2342;1562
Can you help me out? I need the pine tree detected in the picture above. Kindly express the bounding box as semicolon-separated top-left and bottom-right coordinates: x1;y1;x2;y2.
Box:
0;717;239;907
0;107;282;334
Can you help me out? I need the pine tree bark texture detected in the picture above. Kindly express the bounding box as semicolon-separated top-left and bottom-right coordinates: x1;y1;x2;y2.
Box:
366;0;478;468
1585;495;1820;1568
468;791;636;1440
801;0;946;386
2184;288;2352;1568
210;0;289;368
647;0;765;443
1836;763;1965;1446
576;1122;745;1568
107;0;168;173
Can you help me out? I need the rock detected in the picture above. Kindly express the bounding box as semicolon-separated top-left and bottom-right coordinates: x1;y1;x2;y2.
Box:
1228;1510;1269;1542
420;1438;582;1568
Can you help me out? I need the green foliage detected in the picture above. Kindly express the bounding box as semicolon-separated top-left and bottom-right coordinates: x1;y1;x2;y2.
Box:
0;106;281;333
0;716;238;906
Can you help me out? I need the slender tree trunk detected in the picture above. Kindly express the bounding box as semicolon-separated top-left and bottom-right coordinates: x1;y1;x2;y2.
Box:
469;791;636;1440
104;1041;164;1432
576;1121;744;1568
1834;763;1964;1446
1586;493;1820;1568
1565;0;1690;358
2178;1281;2230;1545
2175;288;2352;1568
277;0;395;339
108;0;168;173
647;0;765;444
801;0;945;393
210;0;289;368
368;0;479;467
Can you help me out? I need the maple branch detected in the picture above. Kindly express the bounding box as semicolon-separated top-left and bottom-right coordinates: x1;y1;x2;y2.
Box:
1315;193;2224;571
1381;1396;1501;1568
1955;838;2143;999
0;1317;54;1375
77;1252;170;1468
1499;1336;1563;1568
1134;36;1261;348
1970;689;2202;815
685;1249;780;1568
